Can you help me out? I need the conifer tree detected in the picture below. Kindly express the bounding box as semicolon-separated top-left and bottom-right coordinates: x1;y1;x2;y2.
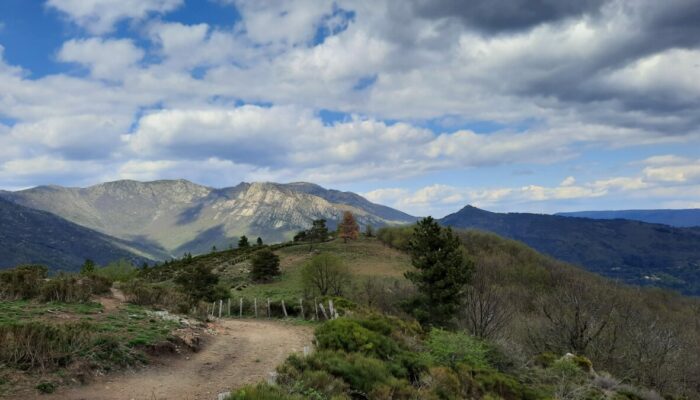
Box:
250;248;280;282
238;235;250;249
404;217;472;328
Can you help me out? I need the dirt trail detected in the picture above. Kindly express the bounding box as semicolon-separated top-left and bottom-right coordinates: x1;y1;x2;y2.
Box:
37;320;313;400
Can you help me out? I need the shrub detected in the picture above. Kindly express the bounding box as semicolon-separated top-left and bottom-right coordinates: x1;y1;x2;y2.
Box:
312;350;394;393
36;381;56;394
0;321;93;369
424;329;491;369
315;318;400;360
0;265;48;300
228;383;305;400
250;249;280;282
301;253;350;296
93;260;138;282
121;280;165;305
39;274;95;303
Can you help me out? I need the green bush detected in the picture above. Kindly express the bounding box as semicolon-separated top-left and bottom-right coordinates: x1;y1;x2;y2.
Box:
0;265;48;300
94;260;139;282
311;350;394;393
315;318;400;360
424;329;491;369
228;383;306;400
36;381;56;394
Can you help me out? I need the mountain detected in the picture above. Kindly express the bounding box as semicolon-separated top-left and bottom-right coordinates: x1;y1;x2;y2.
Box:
0;197;155;271
1;180;416;257
557;209;700;227
440;205;700;295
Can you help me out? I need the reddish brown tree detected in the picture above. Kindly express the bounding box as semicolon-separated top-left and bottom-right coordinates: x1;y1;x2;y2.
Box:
338;211;360;243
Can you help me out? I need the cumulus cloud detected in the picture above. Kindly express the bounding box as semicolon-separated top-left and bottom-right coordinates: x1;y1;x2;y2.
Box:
47;0;183;34
58;38;144;80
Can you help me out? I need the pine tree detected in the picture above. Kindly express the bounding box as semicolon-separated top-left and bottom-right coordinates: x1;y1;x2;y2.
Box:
338;211;360;243
308;219;328;250
404;217;472;328
238;235;250;249
250;248;280;282
256;237;263;246
80;259;96;275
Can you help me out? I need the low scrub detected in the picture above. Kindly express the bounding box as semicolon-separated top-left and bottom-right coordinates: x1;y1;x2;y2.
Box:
0;321;92;369
0;265;47;300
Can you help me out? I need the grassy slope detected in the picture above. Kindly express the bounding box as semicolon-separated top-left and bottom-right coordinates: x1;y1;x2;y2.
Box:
0;300;178;397
230;238;411;301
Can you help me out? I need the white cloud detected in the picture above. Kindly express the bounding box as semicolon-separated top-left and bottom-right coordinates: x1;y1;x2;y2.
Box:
47;0;183;34
58;38;144;80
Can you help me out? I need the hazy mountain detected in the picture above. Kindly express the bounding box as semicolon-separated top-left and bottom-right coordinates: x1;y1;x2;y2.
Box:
440;205;700;295
557;209;700;228
0;197;155;272
1;180;416;257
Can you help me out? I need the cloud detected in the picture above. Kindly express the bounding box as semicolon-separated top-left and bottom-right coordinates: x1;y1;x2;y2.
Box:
47;0;183;34
410;0;606;34
58;38;144;80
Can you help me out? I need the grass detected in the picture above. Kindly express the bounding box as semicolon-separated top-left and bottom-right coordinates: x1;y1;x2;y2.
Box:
230;237;411;302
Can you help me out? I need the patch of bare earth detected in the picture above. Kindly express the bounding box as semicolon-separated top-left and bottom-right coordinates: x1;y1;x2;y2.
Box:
30;320;313;400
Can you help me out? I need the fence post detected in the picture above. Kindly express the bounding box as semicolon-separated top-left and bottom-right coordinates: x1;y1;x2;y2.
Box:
254;298;258;318
299;298;304;319
228;298;231;317
314;297;319;320
219;299;223;318
211;301;216;317
319;302;328;320
328;300;334;319
239;298;243;317
267;298;271;318
282;300;288;318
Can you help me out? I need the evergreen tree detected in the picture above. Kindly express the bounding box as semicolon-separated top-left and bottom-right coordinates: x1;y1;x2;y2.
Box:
364;224;374;237
308;219;329;250
338;211;360;243
211;245;217;253
175;264;219;303
250;248;281;282
238;235;250;249
404;217;472;328
256;237;263;246
80;259;96;275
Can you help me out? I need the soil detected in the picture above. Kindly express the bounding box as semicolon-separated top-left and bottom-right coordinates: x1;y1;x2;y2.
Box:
25;319;313;400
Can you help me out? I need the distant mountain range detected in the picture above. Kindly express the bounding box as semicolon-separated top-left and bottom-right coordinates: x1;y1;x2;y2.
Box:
0;180;416;260
0;197;152;271
557;209;700;227
440;205;700;295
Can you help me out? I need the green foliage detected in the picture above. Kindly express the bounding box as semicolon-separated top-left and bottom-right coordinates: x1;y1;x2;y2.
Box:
256;237;264;246
301;253;350;296
80;259;96;275
250;249;281;282
424;329;491;369
36;382;57;394
307;219;329;249
0;321;93;369
0;265;48;300
238;235;250;249
174;264;219;303
93;259;138;282
315;318;401;360
404;217;473;328
377;226;413;250
228;383;306;400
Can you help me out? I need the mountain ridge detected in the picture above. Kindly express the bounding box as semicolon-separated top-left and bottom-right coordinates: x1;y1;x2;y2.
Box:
1;179;417;257
557;208;700;227
440;204;700;294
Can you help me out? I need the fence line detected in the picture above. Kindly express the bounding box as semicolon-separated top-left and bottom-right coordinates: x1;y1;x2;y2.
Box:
209;296;339;321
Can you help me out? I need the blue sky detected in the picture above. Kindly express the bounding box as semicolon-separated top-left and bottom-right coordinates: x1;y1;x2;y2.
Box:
0;0;699;217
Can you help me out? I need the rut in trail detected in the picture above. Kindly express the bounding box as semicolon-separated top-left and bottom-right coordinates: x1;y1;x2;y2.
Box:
37;319;313;400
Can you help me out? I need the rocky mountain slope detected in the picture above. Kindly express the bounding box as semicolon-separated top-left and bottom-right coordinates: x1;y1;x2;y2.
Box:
1;180;416;257
557;208;700;227
0;197;155;271
440;205;700;295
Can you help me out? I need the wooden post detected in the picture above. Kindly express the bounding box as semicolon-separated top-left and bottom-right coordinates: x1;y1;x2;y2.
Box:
282;300;288;318
239;298;243;317
299;298;304;319
319;302;328;320
227;298;231;317
267;298;271;318
328;300;334;319
212;301;216;317
314;297;319;320
219;299;223;318
254;298;258;318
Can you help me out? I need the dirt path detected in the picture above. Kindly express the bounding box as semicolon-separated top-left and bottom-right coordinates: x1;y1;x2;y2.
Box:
38;320;313;400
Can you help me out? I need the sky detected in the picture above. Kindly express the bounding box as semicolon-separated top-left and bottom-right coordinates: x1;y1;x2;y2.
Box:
0;0;699;217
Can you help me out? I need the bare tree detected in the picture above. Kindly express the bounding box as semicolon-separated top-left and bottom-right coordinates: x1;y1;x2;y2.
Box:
461;259;513;339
